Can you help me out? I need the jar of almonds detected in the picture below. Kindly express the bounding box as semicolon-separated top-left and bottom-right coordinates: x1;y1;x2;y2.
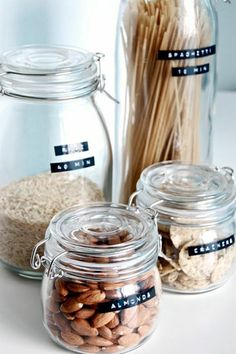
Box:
31;203;161;353
135;161;236;293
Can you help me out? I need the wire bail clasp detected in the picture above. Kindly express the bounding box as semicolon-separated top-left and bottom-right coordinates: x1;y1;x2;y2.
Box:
47;251;71;279
30;236;50;270
94;53;119;104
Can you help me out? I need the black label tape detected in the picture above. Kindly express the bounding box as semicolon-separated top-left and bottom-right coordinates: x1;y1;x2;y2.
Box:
97;286;156;313
158;45;216;60
172;63;209;77
54;142;89;156
188;235;235;256
50;156;95;173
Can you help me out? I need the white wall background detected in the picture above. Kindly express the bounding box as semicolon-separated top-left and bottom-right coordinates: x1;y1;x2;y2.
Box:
216;0;236;90
0;0;234;91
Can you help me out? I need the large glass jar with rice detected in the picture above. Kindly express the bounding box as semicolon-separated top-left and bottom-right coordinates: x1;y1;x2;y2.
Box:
0;45;112;278
134;161;236;293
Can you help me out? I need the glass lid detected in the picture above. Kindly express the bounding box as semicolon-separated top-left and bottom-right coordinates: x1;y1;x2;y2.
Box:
43;203;159;280
0;45;99;99
138;161;236;213
0;45;94;75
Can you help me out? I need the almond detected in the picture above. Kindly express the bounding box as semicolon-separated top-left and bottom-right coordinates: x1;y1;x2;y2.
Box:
51;289;67;303
86;336;113;347
92;312;115;328
112;325;133;336
137;305;151;326
60;298;83;313
118;333;140;347
120;307;137;325
63;312;76;321
55;279;69;297
61;330;84;346
106;314;120;329
138;324;151;337
98;326;113;340
144;297;158;308
67;283;90;293
47;298;60;313
71;318;98;337
78;344;100;353
75;308;96;319
52;313;71;332
76;290;106;305
127;305;150;328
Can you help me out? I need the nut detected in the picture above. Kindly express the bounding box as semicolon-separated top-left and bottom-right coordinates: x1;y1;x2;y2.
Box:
92;312;115;328
118;333;140;347
71;318;99;337
120;307;136;325
106;314;120;329
112;325;133;336
98;326;113;340
61;330;84;346
55;279;69;297
76;290;106;305
60;298;83;313
53;313;71;332
46;270;159;353
138;324;151;336
86;336;113;347
75;308;96;319
67;282;90;293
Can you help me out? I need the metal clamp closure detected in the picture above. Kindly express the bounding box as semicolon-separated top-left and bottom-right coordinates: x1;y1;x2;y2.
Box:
94;53;119;104
47;251;71;279
30;236;50;270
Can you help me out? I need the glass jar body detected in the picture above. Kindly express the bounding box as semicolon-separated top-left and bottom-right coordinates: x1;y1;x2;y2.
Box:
0;94;112;278
114;0;217;203
136;161;236;294
37;202;162;354
42;267;161;354
143;211;235;293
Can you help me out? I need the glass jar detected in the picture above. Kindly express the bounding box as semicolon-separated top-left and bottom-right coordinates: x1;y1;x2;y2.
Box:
135;161;236;293
0;45;112;279
114;0;217;203
31;203;161;354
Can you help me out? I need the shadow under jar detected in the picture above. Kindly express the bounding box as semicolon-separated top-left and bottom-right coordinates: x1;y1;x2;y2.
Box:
135;161;236;294
31;203;161;354
0;45;112;279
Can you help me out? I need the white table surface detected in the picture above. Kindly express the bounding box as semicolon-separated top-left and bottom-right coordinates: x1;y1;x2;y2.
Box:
0;91;236;354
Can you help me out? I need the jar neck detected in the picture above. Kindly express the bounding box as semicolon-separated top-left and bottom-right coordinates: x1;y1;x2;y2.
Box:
0;69;101;101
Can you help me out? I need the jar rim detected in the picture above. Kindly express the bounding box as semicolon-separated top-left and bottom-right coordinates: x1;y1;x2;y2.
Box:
44;202;159;280
137;161;236;223
0;45;100;100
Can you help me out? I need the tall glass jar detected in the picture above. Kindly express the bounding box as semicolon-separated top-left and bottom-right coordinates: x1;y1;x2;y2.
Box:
0;45;112;279
31;202;161;354
114;0;217;203
135;161;236;293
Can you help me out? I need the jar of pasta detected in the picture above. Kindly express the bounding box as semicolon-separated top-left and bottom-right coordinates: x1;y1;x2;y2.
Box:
135;161;236;293
31;203;161;353
114;0;218;203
